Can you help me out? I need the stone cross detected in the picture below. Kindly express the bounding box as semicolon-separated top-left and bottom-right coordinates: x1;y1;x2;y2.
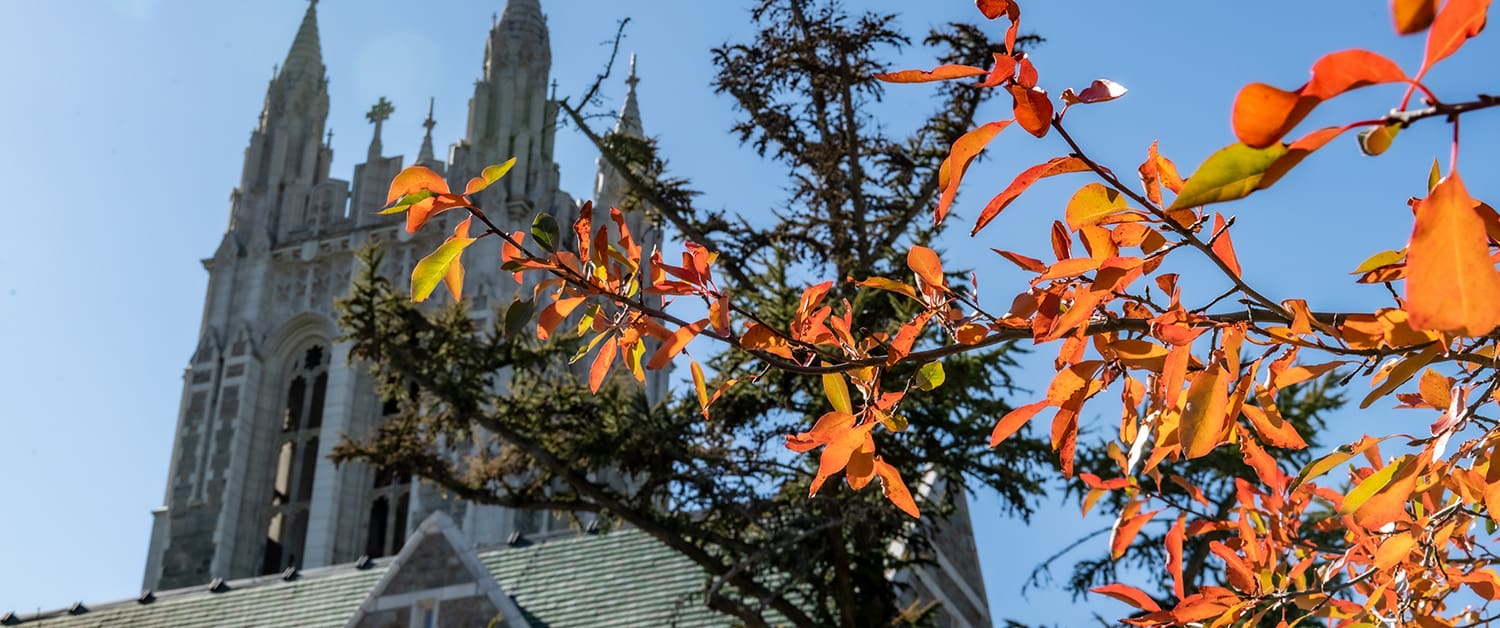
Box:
366;97;394;160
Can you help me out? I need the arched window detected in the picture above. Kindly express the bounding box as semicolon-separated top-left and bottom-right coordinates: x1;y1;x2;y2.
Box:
364;385;414;558
260;344;329;574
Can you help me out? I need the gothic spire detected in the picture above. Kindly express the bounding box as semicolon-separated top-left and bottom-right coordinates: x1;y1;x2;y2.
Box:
417;98;438;165
615;53;643;137
281;0;324;83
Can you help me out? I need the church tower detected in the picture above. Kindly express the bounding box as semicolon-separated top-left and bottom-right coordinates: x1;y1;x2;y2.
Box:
142;0;582;592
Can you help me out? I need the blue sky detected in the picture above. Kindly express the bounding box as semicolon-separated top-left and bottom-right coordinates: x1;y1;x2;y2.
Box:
1;0;1497;624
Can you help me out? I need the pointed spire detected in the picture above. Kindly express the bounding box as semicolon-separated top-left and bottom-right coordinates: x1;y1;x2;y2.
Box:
614;53;643;137
366;97;394;161
282;0;324;83
417;98;438;165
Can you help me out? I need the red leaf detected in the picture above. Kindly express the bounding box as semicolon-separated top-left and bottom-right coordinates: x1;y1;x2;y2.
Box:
1233;50;1407;148
1091;583;1162;613
1420;0;1491;77
935;121;1012;225
976;0;1016;19
973;157;1090;235
1008;84;1053;138
1302;49;1409;100
975;52;1017;88
1406;172;1500;335
1210;213;1242;277
874;64;988;84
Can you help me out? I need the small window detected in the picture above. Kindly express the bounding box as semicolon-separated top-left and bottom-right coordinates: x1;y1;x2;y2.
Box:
410;599;438;628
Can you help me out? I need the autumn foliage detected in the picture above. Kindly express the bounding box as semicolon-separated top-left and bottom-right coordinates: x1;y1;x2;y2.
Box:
382;0;1500;624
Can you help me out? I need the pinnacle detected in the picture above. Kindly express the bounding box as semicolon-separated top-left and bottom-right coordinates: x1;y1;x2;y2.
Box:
282;0;324;82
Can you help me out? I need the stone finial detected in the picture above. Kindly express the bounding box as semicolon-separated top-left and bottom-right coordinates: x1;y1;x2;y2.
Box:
366;97;395;161
417;98;438;165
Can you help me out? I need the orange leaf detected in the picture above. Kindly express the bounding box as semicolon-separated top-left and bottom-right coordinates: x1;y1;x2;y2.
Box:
646;319;708;370
1209;541;1256;593
1394;0;1440;34
873;456;921;518
935;121;1011;225
537;296;587;340
845;443;876;490
809;422;875;497
1259;125;1348;190
1272;360;1345;389
1406;173;1500;335
386;165;450;205
1209;213;1242;277
989;401;1047;447
1008;84;1053;138
1419;0;1491;77
1418;368;1454;408
854;276;919;300
1343;454;1424;528
786;411;857;453
993;249;1047;273
907;245;945;288
973;157;1090;234
1374;532;1417;570
589;336;618;393
1302;49;1409;100
1110;508;1159;560
874;64;988;83
1243;392;1308;450
886;311;934;366
1091;583;1162;613
1166;515;1187;599
1139;140;1185;206
1232;83;1318;149
1180;366;1230;459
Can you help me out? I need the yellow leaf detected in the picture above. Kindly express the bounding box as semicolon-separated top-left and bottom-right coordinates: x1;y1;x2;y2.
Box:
1064;183;1129;229
411;218;478;303
464;157;517;195
1180;366;1229;459
823;372;853;414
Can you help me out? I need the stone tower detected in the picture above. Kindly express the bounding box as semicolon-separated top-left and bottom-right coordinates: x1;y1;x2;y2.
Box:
141;0;596;592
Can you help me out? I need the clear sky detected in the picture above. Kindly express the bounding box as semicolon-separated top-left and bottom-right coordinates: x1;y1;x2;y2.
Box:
1;0;1497;625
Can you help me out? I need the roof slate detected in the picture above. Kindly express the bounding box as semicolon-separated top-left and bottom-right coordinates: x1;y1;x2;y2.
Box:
9;529;739;628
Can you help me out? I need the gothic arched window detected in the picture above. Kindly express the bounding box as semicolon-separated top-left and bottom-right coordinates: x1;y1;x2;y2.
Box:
363;385;414;558
260;344;329;574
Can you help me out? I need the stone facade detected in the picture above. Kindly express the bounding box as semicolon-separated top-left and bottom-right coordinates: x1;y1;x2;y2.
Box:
142;0;632;593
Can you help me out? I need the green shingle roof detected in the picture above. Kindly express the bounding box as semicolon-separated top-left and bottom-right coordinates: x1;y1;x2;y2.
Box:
8;528;741;628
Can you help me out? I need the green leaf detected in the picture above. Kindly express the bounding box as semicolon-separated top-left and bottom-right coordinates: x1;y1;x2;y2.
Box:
466;158;518;195
504;299;534;337
878;413;909;433
1290;435;1388;491
411;236;477;302
532;213;560;253
1428;159;1442;192
380;189;435;214
1358;122;1401;156
1168;142;1288;210
915;361;946;391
